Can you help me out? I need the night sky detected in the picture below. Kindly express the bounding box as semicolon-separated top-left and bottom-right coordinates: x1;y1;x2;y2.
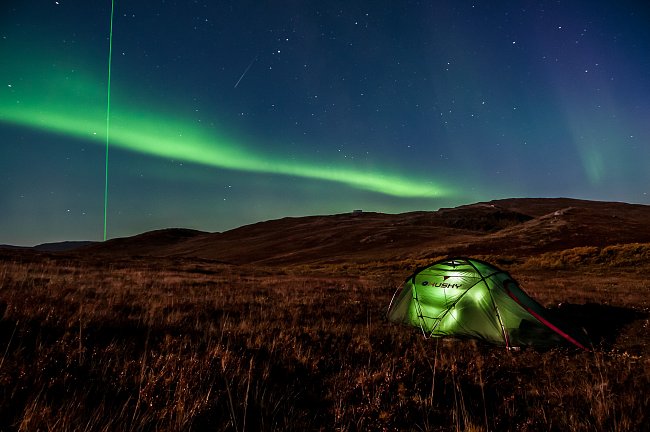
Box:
2;1;649;245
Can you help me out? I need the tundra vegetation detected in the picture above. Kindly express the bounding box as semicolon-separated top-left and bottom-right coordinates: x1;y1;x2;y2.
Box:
0;245;649;431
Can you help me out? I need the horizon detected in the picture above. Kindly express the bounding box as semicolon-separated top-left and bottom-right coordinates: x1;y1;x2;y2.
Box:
4;195;649;248
2;1;649;246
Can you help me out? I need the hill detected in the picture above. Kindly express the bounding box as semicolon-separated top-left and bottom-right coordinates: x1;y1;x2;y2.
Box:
78;198;650;265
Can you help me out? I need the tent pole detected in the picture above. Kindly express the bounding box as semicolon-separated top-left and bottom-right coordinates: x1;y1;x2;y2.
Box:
466;260;511;349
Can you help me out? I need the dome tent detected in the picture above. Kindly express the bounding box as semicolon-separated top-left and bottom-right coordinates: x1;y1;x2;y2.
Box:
387;258;589;350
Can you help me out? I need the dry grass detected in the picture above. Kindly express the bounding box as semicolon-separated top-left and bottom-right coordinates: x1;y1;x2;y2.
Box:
520;243;650;270
0;252;649;431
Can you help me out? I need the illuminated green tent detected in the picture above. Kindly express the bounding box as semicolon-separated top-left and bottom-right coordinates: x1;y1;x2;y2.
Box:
387;258;589;349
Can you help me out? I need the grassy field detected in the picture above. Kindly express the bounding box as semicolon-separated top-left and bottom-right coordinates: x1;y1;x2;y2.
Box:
0;251;649;431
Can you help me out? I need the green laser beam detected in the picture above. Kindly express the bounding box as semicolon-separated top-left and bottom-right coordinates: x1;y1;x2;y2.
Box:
0;68;452;199
104;0;115;241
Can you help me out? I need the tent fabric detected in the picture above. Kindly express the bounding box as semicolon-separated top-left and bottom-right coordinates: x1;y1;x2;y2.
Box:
387;258;589;349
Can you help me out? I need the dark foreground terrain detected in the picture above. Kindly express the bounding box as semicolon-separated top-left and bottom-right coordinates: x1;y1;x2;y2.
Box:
1;198;649;431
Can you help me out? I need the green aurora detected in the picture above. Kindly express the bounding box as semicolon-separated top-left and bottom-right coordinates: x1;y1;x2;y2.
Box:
0;65;451;199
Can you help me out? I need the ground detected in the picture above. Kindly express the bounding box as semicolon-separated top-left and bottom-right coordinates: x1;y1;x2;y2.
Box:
1;249;648;431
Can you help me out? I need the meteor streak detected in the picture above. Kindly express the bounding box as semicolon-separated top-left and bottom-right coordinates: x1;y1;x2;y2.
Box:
234;56;257;89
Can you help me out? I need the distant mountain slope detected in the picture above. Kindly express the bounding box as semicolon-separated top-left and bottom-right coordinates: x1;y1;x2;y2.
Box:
0;241;97;252
34;241;97;252
74;198;650;265
80;228;209;256
436;199;650;257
